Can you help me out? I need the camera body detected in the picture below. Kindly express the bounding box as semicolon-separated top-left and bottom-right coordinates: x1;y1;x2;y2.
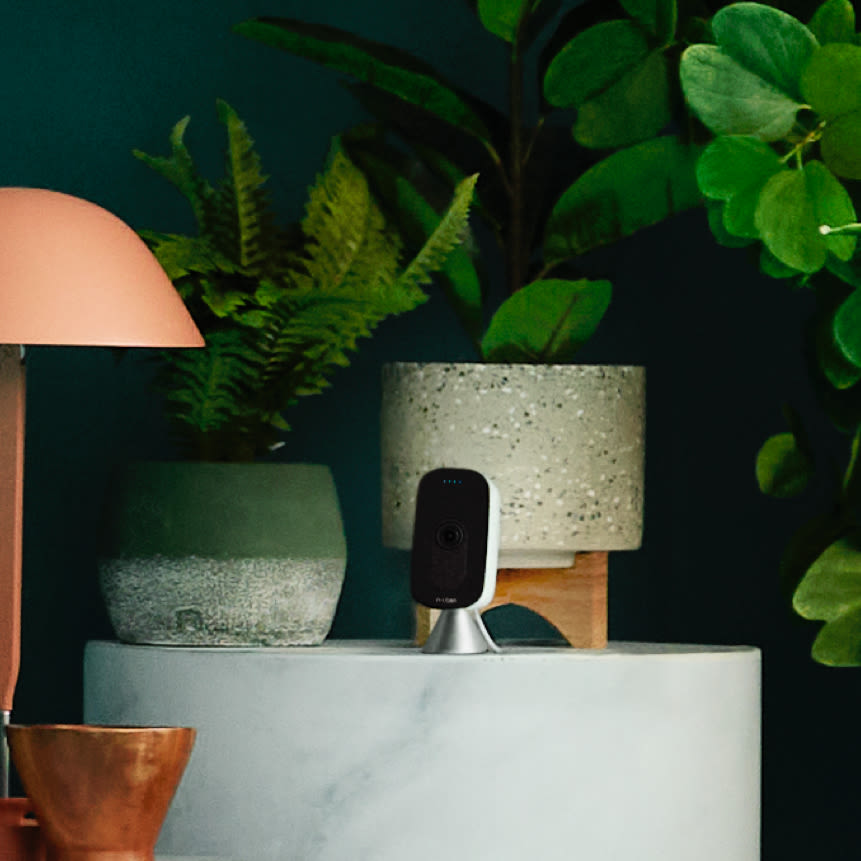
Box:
410;467;500;611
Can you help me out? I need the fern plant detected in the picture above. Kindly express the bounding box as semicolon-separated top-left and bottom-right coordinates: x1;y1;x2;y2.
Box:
135;99;476;461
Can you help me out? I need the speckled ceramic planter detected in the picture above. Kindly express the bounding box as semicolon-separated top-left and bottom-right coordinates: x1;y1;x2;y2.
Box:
98;462;346;646
381;363;645;567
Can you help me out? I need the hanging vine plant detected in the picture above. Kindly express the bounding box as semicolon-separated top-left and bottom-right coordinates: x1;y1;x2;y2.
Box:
681;0;861;665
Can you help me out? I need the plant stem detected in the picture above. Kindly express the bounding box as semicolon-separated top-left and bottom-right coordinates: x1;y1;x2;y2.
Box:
507;36;525;296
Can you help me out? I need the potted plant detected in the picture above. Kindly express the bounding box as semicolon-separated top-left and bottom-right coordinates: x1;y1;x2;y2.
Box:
98;99;476;646
231;1;714;640
679;0;861;665
234;0;709;357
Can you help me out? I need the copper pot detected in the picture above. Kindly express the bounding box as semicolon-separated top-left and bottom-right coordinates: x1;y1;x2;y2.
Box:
6;724;195;861
0;797;45;860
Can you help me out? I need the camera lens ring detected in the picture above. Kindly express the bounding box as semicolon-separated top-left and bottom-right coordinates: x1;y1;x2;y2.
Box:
435;520;465;550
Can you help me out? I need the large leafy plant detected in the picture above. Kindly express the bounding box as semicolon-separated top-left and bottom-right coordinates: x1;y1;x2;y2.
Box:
135;99;476;462
234;0;707;362
680;0;861;665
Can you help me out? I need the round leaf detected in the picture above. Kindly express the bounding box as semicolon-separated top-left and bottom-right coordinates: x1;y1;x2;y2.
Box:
820;110;861;179
755;432;813;497
809;0;856;45
573;52;672;149
543;20;649;108
725;184;772;238
480;278;611;363
806;159;857;261
754;162;855;272
620;0;677;43
705;200;756;247
801;43;861;117
810;607;861;666
833;289;861;367
818;312;861;386
794;534;861;620
680;44;804;140
759;246;802;278
478;0;531;43
696;135;783;200
712;2;818;100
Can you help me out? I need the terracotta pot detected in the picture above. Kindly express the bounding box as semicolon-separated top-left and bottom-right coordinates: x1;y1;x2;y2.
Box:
6;725;195;861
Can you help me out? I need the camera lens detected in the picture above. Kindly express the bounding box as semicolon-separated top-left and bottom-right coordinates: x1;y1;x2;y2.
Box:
435;520;465;550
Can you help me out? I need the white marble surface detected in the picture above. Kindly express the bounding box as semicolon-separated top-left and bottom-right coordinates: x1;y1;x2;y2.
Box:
84;640;760;861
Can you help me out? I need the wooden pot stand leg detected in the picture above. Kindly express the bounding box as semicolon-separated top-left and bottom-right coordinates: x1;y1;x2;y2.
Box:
415;551;609;648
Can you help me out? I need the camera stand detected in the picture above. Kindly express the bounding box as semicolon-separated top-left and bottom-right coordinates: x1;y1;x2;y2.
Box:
422;608;501;654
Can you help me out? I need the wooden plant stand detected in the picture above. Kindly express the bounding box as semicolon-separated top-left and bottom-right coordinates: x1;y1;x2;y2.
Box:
415;551;609;648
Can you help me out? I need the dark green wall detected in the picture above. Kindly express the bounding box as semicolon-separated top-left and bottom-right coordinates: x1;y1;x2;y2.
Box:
4;2;860;859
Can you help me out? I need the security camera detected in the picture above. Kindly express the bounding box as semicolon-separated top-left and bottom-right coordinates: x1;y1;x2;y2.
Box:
410;468;501;653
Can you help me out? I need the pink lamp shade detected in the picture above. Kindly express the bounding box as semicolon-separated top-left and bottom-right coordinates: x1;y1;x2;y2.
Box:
0;187;203;740
0;188;203;347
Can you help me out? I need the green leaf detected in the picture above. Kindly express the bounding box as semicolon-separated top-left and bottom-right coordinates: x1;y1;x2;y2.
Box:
705;200;756;247
833;288;861;366
695;136;782;200
133;116;211;230
820;110;861;180
754;162;855;273
755;431;814;497
817;318;861;388
544;137;702;262
543;20;650;108
573;51;672;149
801;43;861;117
477;0;530;42
724;185;769;238
395;174;479;298
794;533;861;621
680;44;805;140
234;18;492;144
760;246;802;278
809;0;856;45
711;2;818;101
810;606;861;666
620;0;677;44
481;278;611;362
696;136;784;238
780;513;847;600
213;99;273;271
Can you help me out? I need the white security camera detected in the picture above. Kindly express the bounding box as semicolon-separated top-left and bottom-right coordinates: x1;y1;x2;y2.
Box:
410;468;501;653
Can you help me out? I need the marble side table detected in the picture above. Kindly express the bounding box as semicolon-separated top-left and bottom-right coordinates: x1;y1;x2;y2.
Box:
84;640;760;861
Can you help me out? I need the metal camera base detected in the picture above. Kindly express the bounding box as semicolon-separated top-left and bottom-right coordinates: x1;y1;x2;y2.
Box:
421;608;500;654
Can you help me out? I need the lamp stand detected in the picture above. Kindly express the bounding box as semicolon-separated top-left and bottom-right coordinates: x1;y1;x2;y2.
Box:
0;344;25;795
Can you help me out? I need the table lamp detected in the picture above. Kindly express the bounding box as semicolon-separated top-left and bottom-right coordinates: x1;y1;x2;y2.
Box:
0;188;203;816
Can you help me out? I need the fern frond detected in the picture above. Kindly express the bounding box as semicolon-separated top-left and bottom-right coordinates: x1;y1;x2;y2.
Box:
394;173;477;294
298;149;376;291
159;330;265;433
140;232;240;282
133;116;212;229
207;99;278;272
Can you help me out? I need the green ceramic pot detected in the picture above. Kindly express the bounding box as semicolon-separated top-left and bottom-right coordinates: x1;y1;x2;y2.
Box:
98;462;346;646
